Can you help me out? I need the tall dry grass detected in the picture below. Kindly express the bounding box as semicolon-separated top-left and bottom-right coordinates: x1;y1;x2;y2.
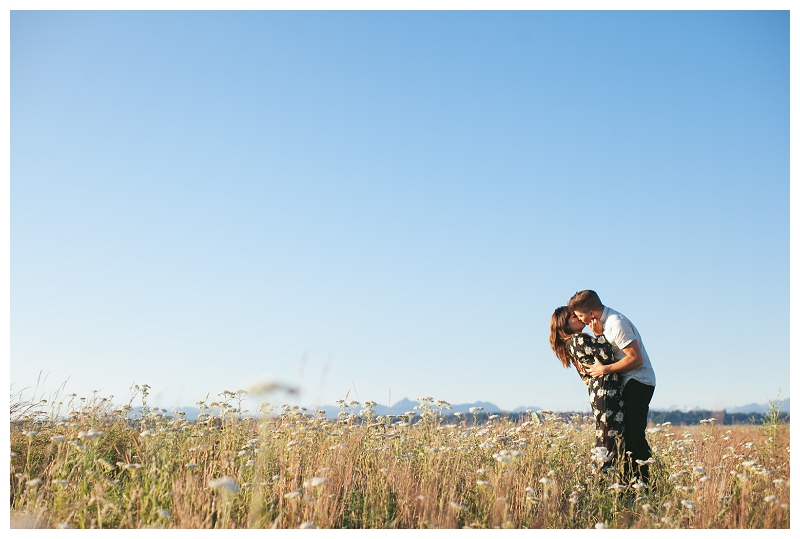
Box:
9;390;790;529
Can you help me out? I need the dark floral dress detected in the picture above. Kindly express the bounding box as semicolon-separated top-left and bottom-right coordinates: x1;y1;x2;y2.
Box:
568;333;625;462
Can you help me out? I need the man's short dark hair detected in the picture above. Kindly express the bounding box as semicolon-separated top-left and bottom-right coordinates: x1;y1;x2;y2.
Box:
568;290;604;313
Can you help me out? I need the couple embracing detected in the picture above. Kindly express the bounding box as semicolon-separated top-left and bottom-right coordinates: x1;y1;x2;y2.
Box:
549;290;656;483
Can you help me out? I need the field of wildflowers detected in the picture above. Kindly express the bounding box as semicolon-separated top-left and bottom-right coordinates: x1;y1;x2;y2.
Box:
9;387;790;529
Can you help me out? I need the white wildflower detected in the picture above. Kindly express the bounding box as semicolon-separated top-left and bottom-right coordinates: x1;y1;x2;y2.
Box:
310;477;327;487
590;446;610;463
209;476;239;493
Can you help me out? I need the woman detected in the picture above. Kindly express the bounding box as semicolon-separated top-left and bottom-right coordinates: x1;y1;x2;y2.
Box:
549;306;625;464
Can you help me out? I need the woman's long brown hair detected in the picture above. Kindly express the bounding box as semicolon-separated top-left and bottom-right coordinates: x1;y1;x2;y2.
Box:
549;306;579;369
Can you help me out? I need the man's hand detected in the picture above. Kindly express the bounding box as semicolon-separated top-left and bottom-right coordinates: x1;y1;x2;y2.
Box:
586;361;608;378
588;340;644;378
589;319;604;336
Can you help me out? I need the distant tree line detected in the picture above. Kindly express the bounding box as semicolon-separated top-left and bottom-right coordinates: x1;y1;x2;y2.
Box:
167;409;789;427
646;409;789;426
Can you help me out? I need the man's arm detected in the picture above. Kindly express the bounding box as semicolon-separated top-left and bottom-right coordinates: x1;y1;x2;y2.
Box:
586;339;643;378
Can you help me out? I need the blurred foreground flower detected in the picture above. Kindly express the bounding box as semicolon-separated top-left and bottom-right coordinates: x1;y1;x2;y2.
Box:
246;378;299;396
209;476;239;493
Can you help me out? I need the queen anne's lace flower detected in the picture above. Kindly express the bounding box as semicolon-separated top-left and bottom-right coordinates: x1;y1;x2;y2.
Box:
590;446;610;463
209;476;239;493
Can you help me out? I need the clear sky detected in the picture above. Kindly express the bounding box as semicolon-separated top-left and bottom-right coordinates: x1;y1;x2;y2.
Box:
10;10;789;413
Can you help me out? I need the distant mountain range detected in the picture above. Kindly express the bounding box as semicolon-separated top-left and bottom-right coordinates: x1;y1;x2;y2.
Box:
651;399;790;414
724;399;790;414
141;398;788;421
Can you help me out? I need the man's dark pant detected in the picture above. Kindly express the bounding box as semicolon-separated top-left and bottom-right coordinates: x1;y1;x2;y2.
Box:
622;379;655;482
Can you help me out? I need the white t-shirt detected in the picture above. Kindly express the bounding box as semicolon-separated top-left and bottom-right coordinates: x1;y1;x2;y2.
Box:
599;306;656;388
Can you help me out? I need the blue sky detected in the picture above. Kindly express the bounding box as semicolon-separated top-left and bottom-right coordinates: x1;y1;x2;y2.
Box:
10;10;789;412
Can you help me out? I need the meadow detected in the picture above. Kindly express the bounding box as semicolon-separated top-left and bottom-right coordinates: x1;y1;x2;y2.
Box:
9;387;790;529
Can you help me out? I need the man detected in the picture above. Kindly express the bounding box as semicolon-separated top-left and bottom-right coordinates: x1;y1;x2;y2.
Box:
568;290;656;483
